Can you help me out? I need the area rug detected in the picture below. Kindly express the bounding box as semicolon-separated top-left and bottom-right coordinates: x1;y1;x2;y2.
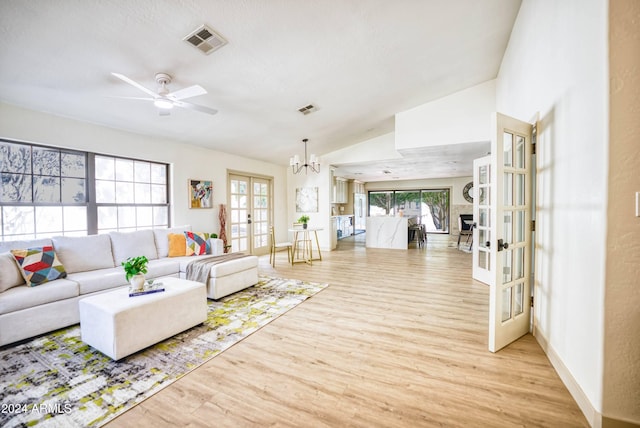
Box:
0;276;328;427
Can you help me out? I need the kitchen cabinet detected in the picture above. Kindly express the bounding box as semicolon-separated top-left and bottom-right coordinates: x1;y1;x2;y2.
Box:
330;169;348;203
335;178;348;203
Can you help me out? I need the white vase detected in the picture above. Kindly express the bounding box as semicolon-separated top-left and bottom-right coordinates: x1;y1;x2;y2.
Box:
130;274;145;292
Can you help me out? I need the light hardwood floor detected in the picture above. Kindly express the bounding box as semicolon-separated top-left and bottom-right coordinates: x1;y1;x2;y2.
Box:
109;234;588;427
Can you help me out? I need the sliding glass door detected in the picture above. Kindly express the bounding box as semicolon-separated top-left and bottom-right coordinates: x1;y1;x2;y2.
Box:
368;189;450;233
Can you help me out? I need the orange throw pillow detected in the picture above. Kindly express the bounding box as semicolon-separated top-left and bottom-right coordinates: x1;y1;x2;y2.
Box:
168;233;187;257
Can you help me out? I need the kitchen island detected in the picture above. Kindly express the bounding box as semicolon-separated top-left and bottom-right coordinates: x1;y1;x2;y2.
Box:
365;216;408;250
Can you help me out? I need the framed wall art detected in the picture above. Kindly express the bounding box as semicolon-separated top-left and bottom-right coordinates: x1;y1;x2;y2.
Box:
189;179;213;209
296;187;318;213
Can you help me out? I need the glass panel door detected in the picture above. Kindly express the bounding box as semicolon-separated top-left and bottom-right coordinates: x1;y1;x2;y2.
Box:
488;113;533;353
228;173;272;255
251;177;270;255
473;156;493;286
229;174;249;253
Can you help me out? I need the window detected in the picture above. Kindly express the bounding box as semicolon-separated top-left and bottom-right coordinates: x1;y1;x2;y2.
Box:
368;191;394;216
420;189;450;233
0;139;170;240
1;141;88;239
95;155;168;233
368;188;450;233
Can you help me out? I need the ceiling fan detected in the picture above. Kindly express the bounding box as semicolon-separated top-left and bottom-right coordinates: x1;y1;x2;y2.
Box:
111;72;218;116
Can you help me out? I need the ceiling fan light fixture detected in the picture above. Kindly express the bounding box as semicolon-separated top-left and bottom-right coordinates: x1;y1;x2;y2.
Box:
154;98;174;109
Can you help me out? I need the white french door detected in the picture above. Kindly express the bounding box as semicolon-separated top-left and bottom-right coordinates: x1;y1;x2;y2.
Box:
488;112;533;352
228;173;271;256
472;155;494;286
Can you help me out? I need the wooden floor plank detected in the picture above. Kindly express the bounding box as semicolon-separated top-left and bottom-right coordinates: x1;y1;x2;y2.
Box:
107;234;588;427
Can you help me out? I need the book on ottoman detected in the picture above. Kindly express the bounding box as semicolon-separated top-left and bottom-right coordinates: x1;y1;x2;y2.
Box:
129;282;165;297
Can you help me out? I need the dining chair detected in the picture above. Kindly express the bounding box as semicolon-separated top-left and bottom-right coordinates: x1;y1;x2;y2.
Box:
457;214;474;250
269;225;292;267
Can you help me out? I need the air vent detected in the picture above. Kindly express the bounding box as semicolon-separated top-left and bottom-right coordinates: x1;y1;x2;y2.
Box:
183;24;227;55
297;104;317;115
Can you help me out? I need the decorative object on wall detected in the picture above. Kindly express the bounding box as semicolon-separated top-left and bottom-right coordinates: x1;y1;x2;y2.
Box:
463;181;474;203
290;138;320;174
296;187;318;212
189;179;213;208
219;203;228;252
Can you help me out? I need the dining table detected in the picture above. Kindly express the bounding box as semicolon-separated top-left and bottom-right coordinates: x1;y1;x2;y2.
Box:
288;226;323;265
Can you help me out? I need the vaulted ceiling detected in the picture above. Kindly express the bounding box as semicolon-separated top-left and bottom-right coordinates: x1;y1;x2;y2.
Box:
0;0;521;180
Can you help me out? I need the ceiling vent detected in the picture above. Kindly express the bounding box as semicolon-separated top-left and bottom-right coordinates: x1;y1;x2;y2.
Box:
297;104;317;115
184;24;227;55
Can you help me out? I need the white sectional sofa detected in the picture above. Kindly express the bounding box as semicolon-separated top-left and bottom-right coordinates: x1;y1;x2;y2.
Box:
0;226;258;347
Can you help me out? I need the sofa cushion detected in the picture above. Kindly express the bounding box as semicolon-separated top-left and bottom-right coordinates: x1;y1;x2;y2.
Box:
10;246;68;286
0;278;79;315
185;232;210;256
153;225;191;258
66;266;127;295
110;230;158;265
0;238;53;254
168;233;187;257
52;235;115;274
0;252;25;292
147;258;182;278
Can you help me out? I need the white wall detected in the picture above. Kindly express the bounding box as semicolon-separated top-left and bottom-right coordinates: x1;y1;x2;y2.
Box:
0;102;289;239
395;80;496;150
322;132;400;165
496;0;608;424
286;166;333;250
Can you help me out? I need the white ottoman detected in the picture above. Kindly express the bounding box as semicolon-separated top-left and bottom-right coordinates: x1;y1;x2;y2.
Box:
79;277;207;360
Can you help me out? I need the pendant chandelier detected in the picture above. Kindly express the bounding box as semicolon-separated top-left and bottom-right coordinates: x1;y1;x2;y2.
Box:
290;138;320;174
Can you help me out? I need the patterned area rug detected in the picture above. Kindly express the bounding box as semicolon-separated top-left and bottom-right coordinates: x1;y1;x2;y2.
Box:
0;276;328;427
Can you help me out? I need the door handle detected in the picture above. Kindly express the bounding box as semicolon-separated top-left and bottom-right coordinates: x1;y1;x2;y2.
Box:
247;219;252;224
497;239;509;251
485;241;490;248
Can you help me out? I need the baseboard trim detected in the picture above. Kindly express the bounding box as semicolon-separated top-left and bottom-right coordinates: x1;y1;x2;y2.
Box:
534;329;599;427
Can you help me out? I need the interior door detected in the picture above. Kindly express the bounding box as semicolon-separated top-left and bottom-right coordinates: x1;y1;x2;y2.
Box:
228;174;272;255
488;112;533;353
472;155;494;286
250;177;270;256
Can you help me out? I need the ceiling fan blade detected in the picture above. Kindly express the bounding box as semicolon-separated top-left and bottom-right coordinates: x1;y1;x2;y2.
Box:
173;100;218;116
111;72;158;98
168;84;207;100
108;96;155;101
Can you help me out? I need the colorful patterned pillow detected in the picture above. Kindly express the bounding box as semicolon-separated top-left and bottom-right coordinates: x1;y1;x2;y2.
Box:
168;233;187;257
184;232;210;256
10;246;68;286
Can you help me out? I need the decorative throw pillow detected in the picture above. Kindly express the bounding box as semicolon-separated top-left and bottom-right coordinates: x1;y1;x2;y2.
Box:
168;233;187;257
10;246;67;286
184;232;210;256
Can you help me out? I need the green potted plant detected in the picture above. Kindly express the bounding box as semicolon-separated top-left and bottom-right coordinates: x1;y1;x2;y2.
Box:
297;215;310;229
122;255;149;291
